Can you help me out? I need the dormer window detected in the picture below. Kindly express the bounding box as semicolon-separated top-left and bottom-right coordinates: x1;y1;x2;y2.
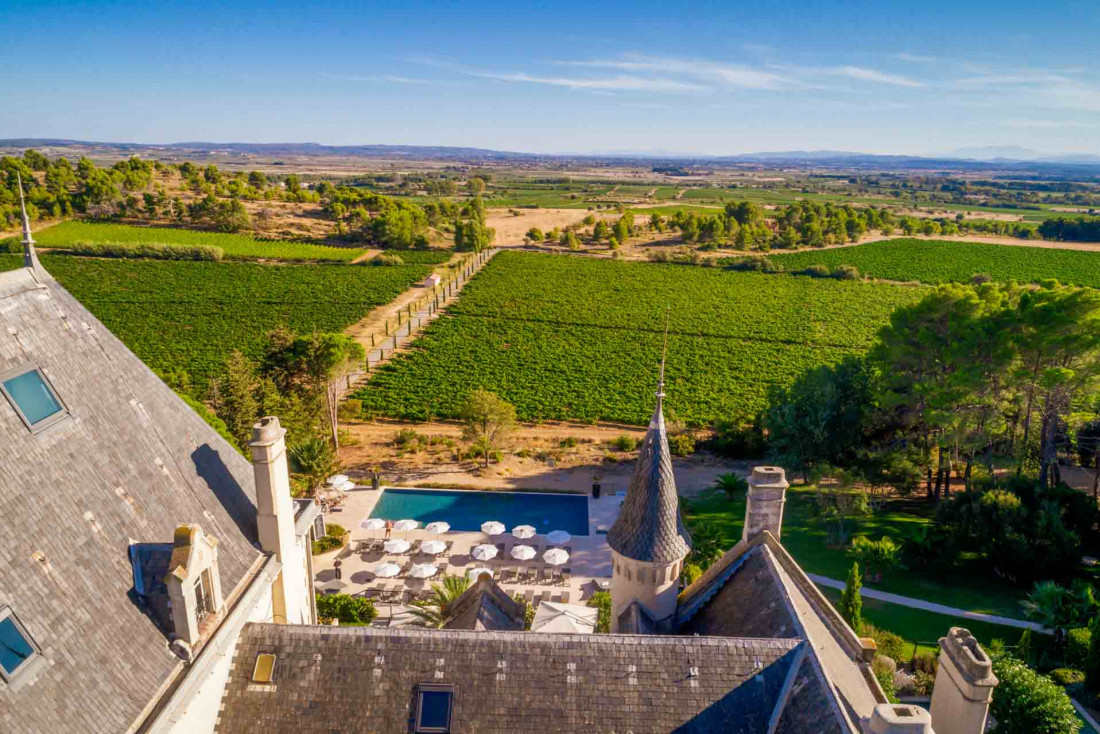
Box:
1;367;67;432
414;683;454;733
0;606;40;684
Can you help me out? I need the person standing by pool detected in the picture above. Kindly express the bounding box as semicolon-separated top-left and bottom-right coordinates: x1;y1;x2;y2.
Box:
385;519;394;540
334;558;343;580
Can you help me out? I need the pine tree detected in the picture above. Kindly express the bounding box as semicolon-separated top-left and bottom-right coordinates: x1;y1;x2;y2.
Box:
840;562;863;633
1016;628;1033;666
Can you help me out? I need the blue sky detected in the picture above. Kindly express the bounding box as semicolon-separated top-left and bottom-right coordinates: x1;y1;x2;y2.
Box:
1;0;1098;156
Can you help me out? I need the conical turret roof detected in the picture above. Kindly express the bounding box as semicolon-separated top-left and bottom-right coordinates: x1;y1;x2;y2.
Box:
606;388;692;564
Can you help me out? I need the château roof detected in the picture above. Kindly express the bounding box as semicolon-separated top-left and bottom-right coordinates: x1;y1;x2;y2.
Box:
0;256;263;733
442;575;527;631
606;392;691;563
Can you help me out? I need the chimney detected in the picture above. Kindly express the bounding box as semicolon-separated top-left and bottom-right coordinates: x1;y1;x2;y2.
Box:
861;704;933;733
250;416;311;625
742;466;789;542
930;628;998;734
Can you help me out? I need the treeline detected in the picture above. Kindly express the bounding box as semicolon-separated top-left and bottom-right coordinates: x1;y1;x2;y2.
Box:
1038;217;1100;242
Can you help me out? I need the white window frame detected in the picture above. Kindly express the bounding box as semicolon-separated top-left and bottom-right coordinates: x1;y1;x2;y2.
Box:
0;365;69;434
414;683;454;733
0;606;41;684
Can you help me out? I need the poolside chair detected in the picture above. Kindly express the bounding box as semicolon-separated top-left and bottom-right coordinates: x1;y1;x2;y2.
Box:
551;568;563;586
523;589;535;604
538;590;552;605
561;569;571;586
560;591;571;604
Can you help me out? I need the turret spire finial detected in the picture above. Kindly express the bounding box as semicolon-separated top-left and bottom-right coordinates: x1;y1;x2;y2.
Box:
657;307;670;400
16;172;46;278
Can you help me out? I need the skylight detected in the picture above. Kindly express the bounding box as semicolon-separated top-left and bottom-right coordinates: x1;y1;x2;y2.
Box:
1;367;66;431
0;607;39;683
252;653;277;684
414;684;454;733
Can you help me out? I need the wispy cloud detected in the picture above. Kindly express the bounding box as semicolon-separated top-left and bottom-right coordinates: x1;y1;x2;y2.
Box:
999;118;1097;129
893;52;936;63
561;55;794;90
474;71;708;93
321;72;436;84
826;66;925;87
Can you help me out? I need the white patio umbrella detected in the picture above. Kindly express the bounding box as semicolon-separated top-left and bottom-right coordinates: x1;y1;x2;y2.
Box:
374;562;402;578
327;474;349;486
512;525;536;540
481;520;506;536
543;548;570;566
472;544;499;561
424;521;451;535
466;567;493;580
510;544;536;561
410;563;439;579
393;519;420;532
360;518;387;531
337;479;356;492
383;538;411;554
546;530;572;545
420;539;446;556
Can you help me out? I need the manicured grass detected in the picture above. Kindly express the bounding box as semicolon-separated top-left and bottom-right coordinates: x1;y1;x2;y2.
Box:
0;254;430;394
682;487;1027;618
770;238;1100;288
34;221;365;262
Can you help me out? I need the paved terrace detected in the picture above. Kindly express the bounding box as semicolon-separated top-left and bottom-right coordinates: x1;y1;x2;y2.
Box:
313;485;623;623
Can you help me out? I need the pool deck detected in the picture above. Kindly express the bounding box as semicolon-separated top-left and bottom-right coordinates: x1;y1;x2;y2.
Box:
313;486;624;623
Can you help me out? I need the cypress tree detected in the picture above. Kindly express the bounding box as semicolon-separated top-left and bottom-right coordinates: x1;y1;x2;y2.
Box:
840;561;863;633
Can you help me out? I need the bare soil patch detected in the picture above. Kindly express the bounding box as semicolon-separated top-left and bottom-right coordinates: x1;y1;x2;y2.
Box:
485;208;615;245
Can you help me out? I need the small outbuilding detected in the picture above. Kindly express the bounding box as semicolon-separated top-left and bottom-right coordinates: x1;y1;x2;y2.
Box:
423;273;442;288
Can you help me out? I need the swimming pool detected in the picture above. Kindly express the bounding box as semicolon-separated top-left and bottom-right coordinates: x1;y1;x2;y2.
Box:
369;488;590;536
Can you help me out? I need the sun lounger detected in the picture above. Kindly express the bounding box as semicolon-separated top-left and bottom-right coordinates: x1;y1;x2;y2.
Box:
523;589;535;604
561;591;571;604
538;590;552;604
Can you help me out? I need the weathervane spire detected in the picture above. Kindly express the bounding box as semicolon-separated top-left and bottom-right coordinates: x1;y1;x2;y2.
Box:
657;307;670;401
17;173;46;278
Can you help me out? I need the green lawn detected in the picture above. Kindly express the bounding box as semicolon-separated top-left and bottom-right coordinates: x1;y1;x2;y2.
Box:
682;487;1027;618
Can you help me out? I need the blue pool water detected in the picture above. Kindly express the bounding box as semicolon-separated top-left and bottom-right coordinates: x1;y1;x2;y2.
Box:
369;489;589;536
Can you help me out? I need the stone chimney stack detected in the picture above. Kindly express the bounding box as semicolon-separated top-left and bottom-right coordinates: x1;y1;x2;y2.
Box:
250;416;311;625
861;704;933;733
742;466;790;542
930;628;998;734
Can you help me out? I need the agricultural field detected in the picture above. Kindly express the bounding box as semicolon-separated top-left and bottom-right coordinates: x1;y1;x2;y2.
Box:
0;254;430;393
384;249;454;265
482;182;614;209
355;252;924;425
770;238;1100;288
33;221;365;261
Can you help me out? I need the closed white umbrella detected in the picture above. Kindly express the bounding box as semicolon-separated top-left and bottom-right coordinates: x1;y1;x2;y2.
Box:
361;518;387;531
327;474;349;486
410;563;438;579
420;539;446;556
546;530;572;545
466;567;493;580
543;548;569;566
512;525;536;540
374;562;402;578
481;520;506;536
337;479;356;492
384;538;411;554
511;544;536;561
472;544;498;561
393;519;420;532
424;521;451;535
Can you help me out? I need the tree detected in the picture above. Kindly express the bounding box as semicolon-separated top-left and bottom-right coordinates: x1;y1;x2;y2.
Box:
524;227;544;244
287;333;365;448
1079;420;1100;502
1022;580;1096;633
409;575;470;628
560;229;580;250
316;593;377;625
592;219;610;243
1086;613;1100;689
587;591;611;633
208;351;259;448
459;390;516;467
454;197;494;252
713;473;748;502
466;177;486;195
247;170;267;190
840;562;862;632
989;656;1079;734
849;536;901;581
613;215;630;244
289;436;338;495
212;199;251;233
284;174;301;194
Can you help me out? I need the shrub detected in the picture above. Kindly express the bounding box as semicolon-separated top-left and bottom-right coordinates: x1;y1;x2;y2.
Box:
862;623;907;662
681;563;703;586
559;436;578;448
911;650;938;676
668;432;696;456
911;670;935;696
849;535;902;580
874;664;899;703
1066;627;1091;669
800;264;832;278
726;255;782;273
707;419;766;458
370;252;404;266
311;523;347;554
64;240;224;261
587;591;611;633
1048;668;1085;686
972;272;993;285
832;264;861;280
315;593;377;625
394;428;423;449
609;434;640;452
989;656;1079;733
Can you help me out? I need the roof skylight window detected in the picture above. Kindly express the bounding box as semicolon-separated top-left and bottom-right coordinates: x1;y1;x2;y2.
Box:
1;367;67;432
414;684;454;733
0;607;40;683
252;653;277;684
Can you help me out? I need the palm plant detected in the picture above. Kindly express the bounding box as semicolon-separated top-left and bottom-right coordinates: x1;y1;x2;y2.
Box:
713;473;748;502
408;575;471;628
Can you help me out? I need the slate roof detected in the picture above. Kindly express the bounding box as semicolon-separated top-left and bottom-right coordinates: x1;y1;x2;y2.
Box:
606;393;691;563
442;575;526;631
0;260;263;734
217;623;808;734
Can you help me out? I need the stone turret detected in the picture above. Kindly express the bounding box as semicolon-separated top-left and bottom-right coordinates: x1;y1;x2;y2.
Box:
250;416;313;625
742;466;790;542
606;352;691;632
930;628;998;734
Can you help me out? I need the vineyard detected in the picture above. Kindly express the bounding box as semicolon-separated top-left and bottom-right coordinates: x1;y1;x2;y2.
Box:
770;238;1100;288
0;254;431;393
33;221;366;262
354;252;925;425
